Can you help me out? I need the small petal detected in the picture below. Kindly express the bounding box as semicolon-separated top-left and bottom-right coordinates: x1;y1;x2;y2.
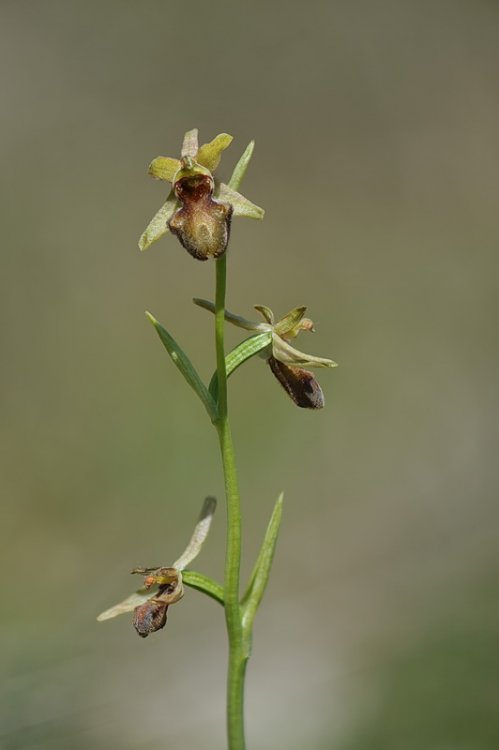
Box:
268;357;325;409
254;305;275;325
217;183;265;220
139;191;179;251
196;133;233;172
148;156;181;182
273;307;308;338
181;128;199;158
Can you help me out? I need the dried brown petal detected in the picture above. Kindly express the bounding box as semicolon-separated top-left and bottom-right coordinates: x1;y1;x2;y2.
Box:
133;599;169;638
268;356;325;409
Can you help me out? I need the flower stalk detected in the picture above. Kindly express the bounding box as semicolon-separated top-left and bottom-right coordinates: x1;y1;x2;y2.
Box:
98;129;337;750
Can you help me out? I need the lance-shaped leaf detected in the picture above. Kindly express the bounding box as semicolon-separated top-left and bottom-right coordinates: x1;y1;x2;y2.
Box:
241;492;284;635
139;191;178;251
208;331;272;399
196;133;233;172
146;312;218;423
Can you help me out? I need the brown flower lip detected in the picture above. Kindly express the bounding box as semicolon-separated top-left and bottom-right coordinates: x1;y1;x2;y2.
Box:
267;356;325;409
169;172;233;261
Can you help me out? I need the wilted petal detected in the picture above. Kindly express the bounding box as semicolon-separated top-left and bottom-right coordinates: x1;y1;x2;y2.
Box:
268;356;325;409
139;191;179;251
196;133;233;172
173;496;217;570
97;586;160;621
148;156;181;182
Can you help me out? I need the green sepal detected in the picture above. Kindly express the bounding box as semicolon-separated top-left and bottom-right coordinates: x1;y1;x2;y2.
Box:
193;297;268;332
148;156;181;182
228;140;255;191
182;570;225;606
146;312;218;423
241;493;284;639
208;331;272;400
196;133;233;172
217;183;264;220
139;191;179;251
254;305;274;325
273;306;307;337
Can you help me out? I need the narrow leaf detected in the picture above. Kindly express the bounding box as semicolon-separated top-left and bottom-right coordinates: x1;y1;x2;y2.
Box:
241;493;284;633
139;191;178;251
209;332;272;399
228;140;255;191
182;570;224;606
146;312;218;422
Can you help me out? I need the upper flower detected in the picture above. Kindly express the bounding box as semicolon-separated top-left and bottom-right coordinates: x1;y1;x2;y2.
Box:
194;300;337;408
139;129;264;260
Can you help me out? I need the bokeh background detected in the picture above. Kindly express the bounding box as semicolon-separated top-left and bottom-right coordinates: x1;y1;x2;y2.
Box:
1;1;498;748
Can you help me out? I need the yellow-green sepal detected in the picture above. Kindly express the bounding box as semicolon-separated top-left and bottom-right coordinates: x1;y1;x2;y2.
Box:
139;191;179;251
148;156;181;182
217;183;264;220
196;133;233;172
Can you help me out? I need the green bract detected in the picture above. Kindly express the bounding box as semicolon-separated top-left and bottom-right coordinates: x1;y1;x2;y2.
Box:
139;129;264;259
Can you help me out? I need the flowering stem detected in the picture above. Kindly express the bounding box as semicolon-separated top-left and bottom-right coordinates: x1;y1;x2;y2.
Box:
215;254;247;750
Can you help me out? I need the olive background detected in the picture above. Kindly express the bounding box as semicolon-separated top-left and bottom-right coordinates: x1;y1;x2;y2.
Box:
1;1;498;748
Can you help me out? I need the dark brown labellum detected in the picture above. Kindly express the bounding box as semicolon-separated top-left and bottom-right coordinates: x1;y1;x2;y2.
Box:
133;599;169;638
169;174;233;260
268;356;325;409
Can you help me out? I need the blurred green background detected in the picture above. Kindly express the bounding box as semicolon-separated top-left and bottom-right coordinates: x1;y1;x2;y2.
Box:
1;1;498;748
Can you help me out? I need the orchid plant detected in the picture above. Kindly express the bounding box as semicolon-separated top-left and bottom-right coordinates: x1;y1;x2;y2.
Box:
98;129;337;750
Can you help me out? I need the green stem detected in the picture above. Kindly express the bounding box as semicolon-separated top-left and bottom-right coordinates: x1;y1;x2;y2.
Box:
215;255;247;750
